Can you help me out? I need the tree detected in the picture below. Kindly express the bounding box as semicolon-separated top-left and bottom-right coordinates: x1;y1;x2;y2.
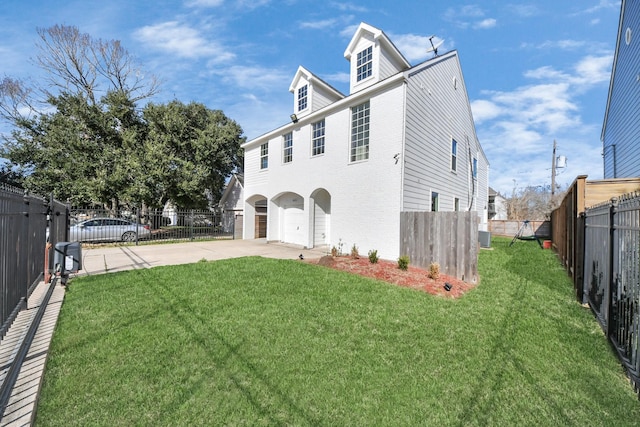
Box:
507;184;563;221
1;25;244;209
34;25;160;106
143;100;245;208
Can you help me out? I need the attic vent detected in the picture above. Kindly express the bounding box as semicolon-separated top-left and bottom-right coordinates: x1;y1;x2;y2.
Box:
626;27;632;45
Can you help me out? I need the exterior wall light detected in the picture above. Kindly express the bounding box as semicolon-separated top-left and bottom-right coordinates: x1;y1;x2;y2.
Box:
290;114;298;123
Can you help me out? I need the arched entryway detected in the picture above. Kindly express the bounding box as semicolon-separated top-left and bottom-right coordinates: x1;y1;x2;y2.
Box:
272;192;305;246
244;195;267;239
310;188;331;248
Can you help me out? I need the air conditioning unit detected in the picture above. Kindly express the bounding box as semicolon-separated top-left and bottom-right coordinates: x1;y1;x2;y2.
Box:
478;231;491;248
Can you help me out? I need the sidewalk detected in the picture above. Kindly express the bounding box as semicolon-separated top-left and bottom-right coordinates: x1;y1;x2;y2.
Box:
0;239;326;426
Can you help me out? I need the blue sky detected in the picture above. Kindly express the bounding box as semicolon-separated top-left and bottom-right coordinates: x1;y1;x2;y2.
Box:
0;0;621;195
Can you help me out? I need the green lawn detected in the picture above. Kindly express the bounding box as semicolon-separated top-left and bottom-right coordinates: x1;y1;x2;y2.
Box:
36;238;640;426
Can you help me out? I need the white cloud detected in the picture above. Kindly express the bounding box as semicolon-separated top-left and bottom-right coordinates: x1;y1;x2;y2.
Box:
133;21;235;61
330;2;368;12
470;99;502;123
474;18;497;29
300;19;340;30
211;65;290;90
443;6;496;30
184;0;224;7
390;34;432;63
578;0;619;15
340;24;360;38
322;72;350;84
474;53;612;194
506;4;540;17
521;39;595;51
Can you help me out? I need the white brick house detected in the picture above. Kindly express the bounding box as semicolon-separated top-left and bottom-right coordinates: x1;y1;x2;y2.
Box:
242;23;489;260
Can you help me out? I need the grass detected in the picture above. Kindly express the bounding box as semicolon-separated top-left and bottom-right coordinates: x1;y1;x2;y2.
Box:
36;237;640;426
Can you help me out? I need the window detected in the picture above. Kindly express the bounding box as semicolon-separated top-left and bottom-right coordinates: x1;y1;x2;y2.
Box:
312;119;325;156
431;192;439;212
298;85;308;111
454;198;460;212
260;143;268;169
451;139;457;172
472;158;478;179
283;133;293;163
356;46;373;82
350;101;370;162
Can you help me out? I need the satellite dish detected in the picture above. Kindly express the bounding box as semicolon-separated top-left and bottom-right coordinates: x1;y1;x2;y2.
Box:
427;36;443;57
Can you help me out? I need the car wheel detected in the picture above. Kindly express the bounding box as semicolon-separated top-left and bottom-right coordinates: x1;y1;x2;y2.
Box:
121;231;137;242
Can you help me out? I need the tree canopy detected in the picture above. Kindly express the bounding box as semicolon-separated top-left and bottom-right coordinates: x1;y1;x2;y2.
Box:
0;25;245;209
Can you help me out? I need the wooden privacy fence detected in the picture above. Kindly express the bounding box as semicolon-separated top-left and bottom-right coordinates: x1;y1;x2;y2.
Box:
399;211;478;283
489;220;550;238
550;175;640;302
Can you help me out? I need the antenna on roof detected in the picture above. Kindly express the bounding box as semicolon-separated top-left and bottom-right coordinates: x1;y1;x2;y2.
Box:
427;35;443;57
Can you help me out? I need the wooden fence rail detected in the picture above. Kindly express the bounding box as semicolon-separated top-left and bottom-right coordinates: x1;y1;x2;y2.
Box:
399;211;478;283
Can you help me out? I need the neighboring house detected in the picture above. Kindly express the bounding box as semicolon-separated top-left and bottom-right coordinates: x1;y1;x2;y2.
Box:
488;187;508;220
219;173;244;235
602;0;640;178
242;22;489;260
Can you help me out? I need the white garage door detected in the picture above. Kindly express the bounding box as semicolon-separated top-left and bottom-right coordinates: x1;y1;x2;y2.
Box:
283;201;305;245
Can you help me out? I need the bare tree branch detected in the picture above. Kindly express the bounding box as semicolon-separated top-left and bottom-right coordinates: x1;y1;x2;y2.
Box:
0;77;38;122
34;24;160;105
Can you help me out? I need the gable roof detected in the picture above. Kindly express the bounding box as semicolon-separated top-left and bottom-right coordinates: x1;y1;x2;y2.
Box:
219;173;244;208
343;22;411;70
288;65;345;100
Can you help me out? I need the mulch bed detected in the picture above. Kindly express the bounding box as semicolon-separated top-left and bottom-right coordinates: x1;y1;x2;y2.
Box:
312;255;476;298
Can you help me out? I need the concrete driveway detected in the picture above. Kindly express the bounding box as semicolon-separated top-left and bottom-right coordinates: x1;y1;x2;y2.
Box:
78;239;327;276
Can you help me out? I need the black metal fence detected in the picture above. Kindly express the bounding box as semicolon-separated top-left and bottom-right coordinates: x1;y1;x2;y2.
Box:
584;192;640;393
1;183;51;340
68;207;233;244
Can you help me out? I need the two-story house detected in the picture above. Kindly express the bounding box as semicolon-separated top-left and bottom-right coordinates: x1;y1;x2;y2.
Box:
242;22;489;260
602;0;640;178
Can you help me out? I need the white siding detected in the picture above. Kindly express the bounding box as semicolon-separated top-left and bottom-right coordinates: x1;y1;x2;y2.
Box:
312;84;340;112
402;52;489;228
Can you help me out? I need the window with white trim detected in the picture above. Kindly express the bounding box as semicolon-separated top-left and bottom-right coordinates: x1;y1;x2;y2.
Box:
431;192;439;212
283;133;293;163
451;139;458;172
298;85;308;112
260;143;268;169
350;101;370;162
454;197;460;211
312;119;325;156
472;157;478;179
356;46;373;82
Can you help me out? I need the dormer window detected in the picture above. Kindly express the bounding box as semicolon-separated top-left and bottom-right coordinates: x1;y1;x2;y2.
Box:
356;46;373;82
297;85;308;111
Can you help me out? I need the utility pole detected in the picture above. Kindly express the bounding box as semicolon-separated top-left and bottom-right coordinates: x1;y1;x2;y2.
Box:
551;139;557;197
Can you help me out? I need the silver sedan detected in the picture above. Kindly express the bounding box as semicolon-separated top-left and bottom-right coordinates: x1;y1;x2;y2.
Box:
69;218;151;242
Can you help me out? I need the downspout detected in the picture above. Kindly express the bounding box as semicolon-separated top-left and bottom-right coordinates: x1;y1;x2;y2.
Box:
400;80;407;211
467;135;476;211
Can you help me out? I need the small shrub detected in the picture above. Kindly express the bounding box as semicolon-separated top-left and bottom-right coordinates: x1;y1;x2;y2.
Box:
331;246;338;257
397;255;410;271
351;244;359;259
368;249;379;264
429;262;440;280
337;238;344;256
